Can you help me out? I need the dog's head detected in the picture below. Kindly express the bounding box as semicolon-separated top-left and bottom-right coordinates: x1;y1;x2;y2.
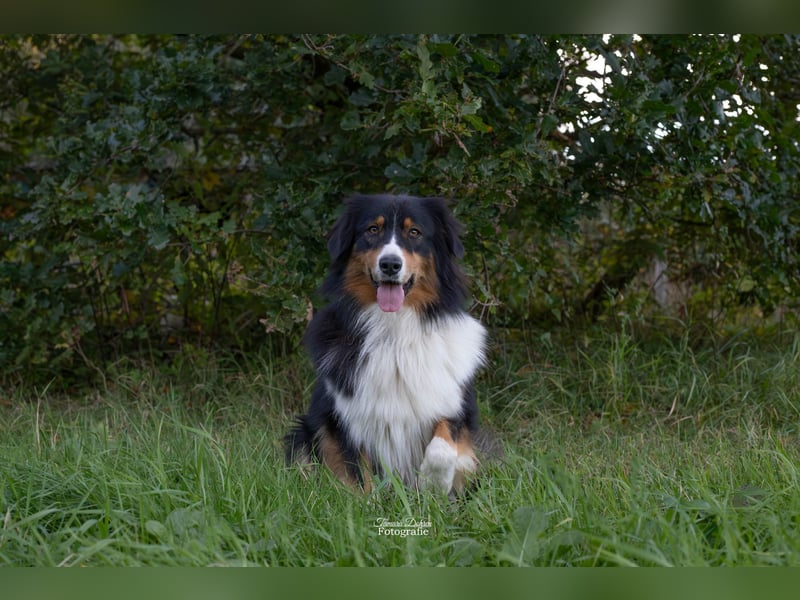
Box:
325;194;467;314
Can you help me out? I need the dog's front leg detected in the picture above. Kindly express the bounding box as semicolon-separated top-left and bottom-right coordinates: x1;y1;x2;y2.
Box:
419;419;478;494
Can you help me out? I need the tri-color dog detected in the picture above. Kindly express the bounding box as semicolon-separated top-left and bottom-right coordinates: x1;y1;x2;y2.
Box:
285;194;487;494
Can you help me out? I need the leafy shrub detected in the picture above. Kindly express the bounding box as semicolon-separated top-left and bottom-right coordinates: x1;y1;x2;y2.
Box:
1;34;799;381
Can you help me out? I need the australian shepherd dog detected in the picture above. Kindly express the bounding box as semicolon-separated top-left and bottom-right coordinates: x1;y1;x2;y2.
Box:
285;194;487;495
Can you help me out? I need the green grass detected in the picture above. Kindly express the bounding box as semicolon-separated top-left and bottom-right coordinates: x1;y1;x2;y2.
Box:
2;329;800;566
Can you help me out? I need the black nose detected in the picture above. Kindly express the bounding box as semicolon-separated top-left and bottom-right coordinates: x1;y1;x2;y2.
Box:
379;254;403;277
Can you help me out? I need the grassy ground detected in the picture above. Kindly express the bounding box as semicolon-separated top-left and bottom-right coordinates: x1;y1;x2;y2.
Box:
2;328;800;566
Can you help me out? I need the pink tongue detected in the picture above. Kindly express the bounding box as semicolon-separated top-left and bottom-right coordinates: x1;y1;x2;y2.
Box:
376;283;405;312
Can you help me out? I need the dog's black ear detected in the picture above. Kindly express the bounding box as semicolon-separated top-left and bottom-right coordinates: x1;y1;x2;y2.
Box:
446;216;465;259
327;213;353;261
326;197;358;261
429;197;465;258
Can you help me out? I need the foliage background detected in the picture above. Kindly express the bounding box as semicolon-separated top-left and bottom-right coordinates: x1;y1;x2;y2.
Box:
2;34;799;383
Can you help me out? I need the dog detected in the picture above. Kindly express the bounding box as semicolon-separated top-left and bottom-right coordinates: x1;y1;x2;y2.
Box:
285;194;487;494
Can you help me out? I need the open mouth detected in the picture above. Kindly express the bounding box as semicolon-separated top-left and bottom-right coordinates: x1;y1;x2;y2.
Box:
370;274;415;313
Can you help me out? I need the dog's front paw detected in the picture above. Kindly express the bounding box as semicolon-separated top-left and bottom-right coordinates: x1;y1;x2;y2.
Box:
419;437;457;493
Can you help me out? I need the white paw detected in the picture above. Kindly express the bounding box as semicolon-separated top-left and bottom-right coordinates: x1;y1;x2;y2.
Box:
456;452;478;474
419;437;457;493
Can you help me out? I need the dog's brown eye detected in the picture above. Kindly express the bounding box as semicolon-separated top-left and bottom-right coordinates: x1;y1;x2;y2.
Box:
408;228;421;238
367;225;379;235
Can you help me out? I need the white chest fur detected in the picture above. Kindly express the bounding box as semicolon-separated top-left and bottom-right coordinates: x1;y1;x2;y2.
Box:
331;305;486;484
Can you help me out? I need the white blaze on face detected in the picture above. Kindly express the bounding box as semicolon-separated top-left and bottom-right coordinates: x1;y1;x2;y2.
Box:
375;235;407;313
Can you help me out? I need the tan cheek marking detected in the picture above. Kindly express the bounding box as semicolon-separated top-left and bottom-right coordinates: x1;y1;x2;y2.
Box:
343;251;380;307
402;252;439;312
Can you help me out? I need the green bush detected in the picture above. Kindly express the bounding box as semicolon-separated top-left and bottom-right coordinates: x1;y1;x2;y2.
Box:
2;34;799;381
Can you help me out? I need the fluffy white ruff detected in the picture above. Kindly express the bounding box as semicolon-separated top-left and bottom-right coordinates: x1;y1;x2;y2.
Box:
331;304;486;486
